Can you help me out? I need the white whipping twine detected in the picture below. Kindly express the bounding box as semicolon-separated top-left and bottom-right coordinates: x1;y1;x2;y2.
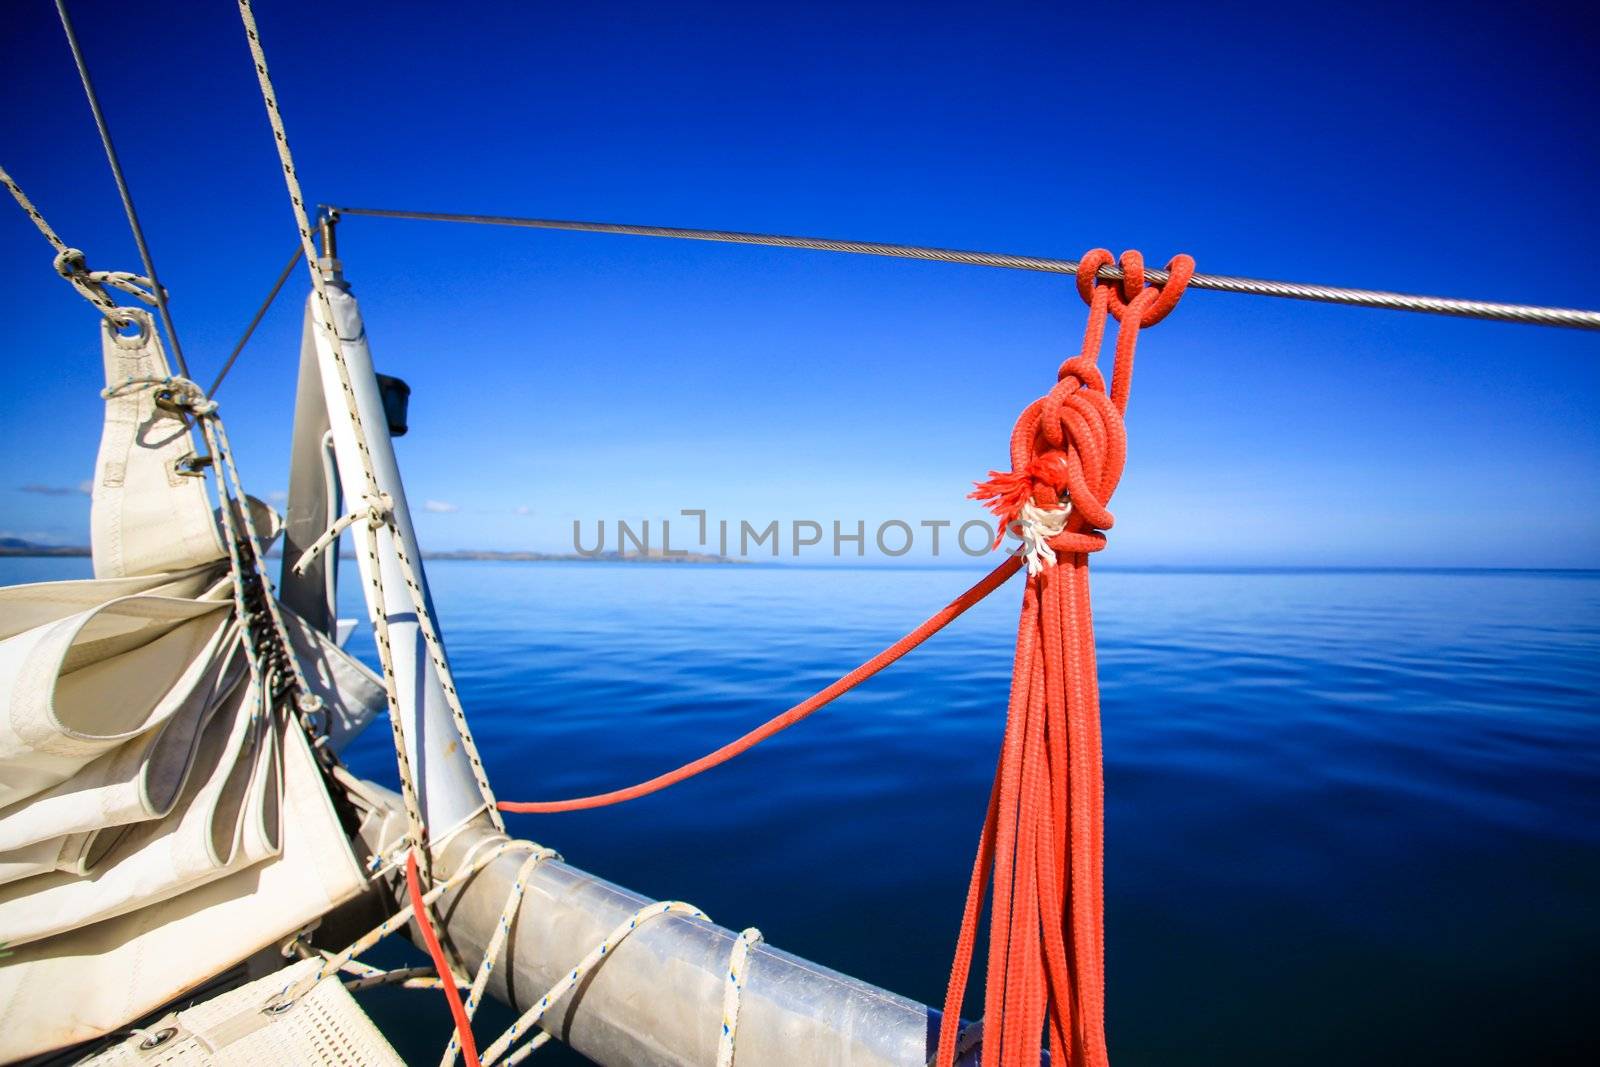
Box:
1010;500;1071;575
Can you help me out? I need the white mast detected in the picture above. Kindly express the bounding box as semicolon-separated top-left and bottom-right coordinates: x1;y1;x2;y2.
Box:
304;246;487;838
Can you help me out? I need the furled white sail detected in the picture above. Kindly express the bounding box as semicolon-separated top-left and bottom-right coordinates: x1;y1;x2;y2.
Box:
0;715;367;1056
0;622;244;859
0;313;379;1060
0;589;235;810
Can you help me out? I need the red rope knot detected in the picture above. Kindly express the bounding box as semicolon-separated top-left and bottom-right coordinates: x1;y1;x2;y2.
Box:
968;249;1193;575
937;247;1194;1067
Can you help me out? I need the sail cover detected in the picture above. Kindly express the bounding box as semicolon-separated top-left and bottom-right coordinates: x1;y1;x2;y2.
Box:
0;314;379;1059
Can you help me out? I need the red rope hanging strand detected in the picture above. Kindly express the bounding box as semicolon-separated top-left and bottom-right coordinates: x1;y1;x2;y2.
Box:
939;249;1194;1067
498;556;1023;813
406;851;482;1067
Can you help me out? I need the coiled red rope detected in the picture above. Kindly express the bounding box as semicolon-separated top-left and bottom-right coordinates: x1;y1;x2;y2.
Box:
937;250;1192;1067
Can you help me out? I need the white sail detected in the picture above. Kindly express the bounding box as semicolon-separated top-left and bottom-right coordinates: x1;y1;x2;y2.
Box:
0;312;370;1060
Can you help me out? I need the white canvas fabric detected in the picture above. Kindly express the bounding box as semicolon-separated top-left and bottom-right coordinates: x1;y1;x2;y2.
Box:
0;560;223;642
0;835;61;887
0;670;283;946
279;604;385;752
0;591;234;808
0;718;368;1060
0;306;383;1059
90;313;224;579
0;624;245;856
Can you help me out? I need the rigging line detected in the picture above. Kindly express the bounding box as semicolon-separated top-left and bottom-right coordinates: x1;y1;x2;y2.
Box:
55;0;189;376
0;164;69;255
207;241;305;398
325;205;1600;332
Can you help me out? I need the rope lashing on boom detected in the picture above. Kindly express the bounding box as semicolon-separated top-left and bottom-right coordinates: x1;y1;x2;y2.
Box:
935;250;1192;1067
718;928;764;1067
280;831;760;1067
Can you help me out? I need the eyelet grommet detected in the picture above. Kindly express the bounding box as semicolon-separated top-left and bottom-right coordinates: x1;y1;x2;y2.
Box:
138;1026;177;1050
104;309;153;350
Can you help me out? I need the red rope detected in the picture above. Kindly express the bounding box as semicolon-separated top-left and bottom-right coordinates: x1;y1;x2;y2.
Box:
497;554;1023;813
493;249;1192;1067
938;249;1193;1067
406;850;481;1067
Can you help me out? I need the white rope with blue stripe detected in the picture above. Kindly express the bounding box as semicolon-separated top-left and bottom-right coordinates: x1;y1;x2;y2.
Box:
479;901;709;1067
275;837;759;1066
717;927;764;1067
441;846;559;1067
268;839;549;1010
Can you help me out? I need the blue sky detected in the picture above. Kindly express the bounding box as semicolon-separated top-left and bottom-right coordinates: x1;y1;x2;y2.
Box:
2;1;1596;567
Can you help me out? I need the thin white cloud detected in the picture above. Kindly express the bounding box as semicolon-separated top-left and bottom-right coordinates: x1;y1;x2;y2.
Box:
422;500;459;514
513;505;532;516
20;484;90;497
268;489;288;503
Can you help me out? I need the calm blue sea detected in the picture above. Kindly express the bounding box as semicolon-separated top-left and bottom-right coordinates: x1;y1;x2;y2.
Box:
6;559;1597;1063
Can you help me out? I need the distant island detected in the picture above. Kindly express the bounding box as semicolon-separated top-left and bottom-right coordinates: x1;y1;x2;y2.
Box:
421;549;740;564
0;538;736;564
0;538;90;557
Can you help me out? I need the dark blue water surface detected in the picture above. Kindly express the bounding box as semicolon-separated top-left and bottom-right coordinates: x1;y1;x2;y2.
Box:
7;559;1597;1063
366;562;1600;1065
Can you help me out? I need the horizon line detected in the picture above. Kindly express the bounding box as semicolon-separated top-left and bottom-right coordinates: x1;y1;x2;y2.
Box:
2;545;1596;576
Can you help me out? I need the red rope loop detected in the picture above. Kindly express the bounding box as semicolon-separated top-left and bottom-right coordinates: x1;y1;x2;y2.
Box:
973;248;1194;553
1076;249;1195;327
940;250;1191;1067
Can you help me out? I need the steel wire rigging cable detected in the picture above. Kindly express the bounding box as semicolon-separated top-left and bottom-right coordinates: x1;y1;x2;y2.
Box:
54;0;189;376
208;241;305;398
324;205;1600;330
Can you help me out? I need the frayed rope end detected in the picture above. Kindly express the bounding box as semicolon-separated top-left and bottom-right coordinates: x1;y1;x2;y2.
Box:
969;469;1035;547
